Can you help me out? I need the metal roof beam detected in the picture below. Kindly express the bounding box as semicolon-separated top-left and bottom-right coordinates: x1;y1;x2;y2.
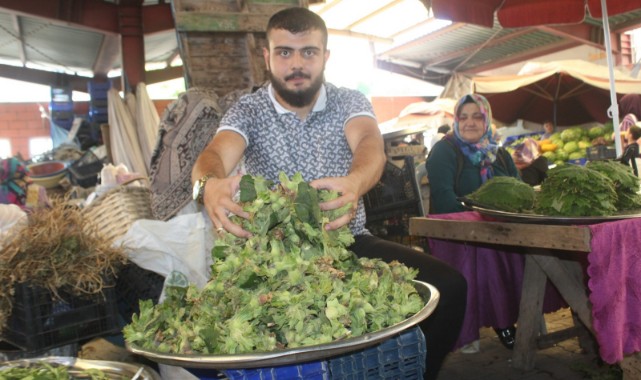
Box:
10;13;26;66
0;1;174;34
0;63;183;92
346;0;404;30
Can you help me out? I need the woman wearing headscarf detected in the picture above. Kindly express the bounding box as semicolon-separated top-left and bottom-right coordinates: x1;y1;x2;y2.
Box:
426;94;565;354
426;94;522;351
427;94;519;214
615;94;641;147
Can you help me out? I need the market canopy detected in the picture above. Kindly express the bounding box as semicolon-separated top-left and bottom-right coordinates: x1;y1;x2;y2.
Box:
379;98;456;139
472;60;641;126
431;0;641;28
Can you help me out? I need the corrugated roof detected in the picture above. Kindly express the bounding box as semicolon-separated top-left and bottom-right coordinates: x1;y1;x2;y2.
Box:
0;0;639;91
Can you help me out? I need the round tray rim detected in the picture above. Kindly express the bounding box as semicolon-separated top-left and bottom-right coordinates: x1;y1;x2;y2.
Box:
126;280;439;369
0;356;161;380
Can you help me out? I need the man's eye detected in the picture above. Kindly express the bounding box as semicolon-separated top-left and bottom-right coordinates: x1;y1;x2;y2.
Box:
303;50;316;57
279;50;290;57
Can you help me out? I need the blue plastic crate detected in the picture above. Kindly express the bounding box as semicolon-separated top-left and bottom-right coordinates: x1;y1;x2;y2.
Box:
327;326;426;379
225;362;329;380
186;326;425;380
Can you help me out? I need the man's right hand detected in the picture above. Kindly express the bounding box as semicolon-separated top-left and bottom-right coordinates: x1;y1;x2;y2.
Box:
203;174;252;238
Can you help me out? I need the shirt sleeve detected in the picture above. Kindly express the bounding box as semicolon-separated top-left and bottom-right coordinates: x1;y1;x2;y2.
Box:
217;96;252;145
338;89;376;127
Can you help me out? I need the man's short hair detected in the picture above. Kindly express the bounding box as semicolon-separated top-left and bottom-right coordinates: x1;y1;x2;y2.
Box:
267;7;328;49
629;125;641;140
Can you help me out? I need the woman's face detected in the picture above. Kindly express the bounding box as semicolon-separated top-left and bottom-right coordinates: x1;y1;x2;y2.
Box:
457;102;486;143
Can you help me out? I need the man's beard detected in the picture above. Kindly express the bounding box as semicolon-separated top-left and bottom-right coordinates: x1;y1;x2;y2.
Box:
269;70;324;108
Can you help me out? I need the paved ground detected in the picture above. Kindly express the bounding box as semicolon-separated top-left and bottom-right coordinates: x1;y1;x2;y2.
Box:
437;308;622;380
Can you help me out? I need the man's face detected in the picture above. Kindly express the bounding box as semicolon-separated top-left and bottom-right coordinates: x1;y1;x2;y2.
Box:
264;28;329;108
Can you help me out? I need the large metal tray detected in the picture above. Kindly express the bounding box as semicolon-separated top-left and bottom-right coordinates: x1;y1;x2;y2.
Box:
0;356;161;380
459;197;641;225
126;280;439;369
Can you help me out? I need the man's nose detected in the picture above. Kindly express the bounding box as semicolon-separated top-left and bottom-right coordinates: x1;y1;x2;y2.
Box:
291;51;304;68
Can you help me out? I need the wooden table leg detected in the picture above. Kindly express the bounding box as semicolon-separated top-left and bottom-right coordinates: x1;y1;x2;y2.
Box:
530;254;593;333
513;255;548;370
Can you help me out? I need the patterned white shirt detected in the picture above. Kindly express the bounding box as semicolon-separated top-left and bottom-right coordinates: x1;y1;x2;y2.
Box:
218;82;376;235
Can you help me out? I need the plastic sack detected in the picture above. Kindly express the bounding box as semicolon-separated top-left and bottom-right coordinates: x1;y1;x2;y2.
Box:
115;211;215;380
115;211;214;289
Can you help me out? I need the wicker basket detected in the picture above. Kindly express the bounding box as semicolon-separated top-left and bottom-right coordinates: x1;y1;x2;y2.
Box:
82;178;153;244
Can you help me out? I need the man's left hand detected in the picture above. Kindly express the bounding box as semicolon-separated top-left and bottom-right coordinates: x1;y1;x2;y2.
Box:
310;176;360;231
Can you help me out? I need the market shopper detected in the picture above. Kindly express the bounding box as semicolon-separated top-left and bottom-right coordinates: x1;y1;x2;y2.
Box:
511;138;548;186
427;94;522;350
542;120;555;139
615;94;641;147
619;125;641;177
191;7;467;380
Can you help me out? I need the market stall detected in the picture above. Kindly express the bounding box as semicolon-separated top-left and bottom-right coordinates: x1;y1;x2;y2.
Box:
409;161;641;377
410;212;641;376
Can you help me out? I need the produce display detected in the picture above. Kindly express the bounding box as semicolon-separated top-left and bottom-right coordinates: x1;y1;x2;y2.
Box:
467;160;641;217
466;177;536;213
0;200;125;332
503;122;615;166
123;173;423;355
534;165;618;216
0;364;114;380
585;160;641;211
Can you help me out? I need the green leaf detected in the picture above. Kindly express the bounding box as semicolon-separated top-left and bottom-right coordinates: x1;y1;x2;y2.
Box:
294;182;320;225
239;174;256;202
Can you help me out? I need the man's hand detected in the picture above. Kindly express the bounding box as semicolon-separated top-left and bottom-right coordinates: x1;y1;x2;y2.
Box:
203;175;252;238
310;176;361;231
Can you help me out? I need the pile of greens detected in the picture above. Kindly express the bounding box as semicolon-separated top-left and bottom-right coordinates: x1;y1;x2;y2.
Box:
586;160;641;211
466;176;536;213
123;173;423;355
534;165;618;216
0;363;113;380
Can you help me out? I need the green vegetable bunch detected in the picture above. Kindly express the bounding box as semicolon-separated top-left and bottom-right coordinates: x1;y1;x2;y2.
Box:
586;160;641;211
466;176;536;213
534;165;618;216
123;172;423;355
0;363;113;380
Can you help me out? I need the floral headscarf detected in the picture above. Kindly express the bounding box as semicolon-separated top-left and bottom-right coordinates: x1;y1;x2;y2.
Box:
511;138;540;170
448;93;499;183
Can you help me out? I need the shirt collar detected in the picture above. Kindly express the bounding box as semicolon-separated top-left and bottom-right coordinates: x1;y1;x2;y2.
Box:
268;83;327;115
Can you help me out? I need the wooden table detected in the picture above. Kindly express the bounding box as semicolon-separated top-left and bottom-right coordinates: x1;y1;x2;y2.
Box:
409;216;594;370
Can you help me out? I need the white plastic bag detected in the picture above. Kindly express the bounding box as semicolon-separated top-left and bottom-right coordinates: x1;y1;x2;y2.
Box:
116;211;215;379
116;211;214;289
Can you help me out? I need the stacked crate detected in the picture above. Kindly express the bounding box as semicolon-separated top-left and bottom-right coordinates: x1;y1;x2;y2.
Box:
88;81;110;124
49;87;74;130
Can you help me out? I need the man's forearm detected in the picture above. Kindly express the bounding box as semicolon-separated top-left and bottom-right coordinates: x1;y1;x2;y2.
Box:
349;135;386;197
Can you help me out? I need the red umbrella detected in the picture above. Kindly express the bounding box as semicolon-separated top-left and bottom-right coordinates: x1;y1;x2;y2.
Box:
430;0;641;154
431;0;641;28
